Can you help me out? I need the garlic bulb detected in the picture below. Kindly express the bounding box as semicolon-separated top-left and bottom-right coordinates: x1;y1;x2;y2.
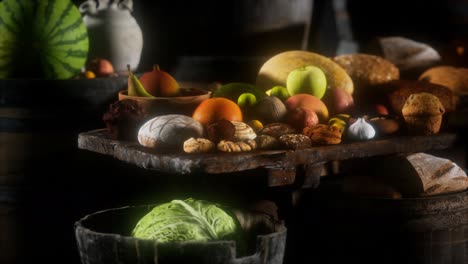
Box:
348;118;376;140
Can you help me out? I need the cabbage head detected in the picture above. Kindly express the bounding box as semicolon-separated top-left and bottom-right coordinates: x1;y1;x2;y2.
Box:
132;198;241;242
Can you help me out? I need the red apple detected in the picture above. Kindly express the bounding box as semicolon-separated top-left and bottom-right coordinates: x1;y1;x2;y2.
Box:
321;87;354;116
287;107;319;131
373;104;390;115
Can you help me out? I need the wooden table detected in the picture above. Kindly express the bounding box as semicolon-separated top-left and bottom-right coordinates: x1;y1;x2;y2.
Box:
78;129;458;188
78;129;462;264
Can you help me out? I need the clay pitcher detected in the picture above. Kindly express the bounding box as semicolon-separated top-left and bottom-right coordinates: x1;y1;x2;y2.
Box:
79;0;143;73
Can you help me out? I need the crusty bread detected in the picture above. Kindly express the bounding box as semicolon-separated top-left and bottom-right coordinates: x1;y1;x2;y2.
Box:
380;80;456;115
333;53;400;89
419;66;468;96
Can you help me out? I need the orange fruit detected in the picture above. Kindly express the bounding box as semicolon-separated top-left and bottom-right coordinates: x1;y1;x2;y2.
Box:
192;97;243;126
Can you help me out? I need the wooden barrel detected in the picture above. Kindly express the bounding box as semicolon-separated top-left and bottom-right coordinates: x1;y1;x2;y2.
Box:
0;77;127;263
75;204;287;264
294;188;468;264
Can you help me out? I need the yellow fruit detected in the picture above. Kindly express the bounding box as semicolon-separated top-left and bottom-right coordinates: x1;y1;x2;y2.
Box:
328;118;347;127
328;114;351;131
256;50;354;95
248;119;263;132
127;65;154;97
83;70;96;79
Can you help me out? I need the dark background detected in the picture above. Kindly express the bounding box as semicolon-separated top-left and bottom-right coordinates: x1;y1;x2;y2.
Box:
78;0;468;75
2;1;468;264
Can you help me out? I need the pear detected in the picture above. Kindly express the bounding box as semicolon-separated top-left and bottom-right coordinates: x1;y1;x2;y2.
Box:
127;64;154;97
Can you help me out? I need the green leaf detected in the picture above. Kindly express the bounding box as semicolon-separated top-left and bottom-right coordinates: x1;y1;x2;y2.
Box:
132;198;240;243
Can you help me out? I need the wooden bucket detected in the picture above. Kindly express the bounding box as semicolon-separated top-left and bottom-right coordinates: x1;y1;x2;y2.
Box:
75;204;287;264
294;188;468;264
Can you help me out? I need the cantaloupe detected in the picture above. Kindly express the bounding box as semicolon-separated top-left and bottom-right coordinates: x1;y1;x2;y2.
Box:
256;50;354;95
0;0;88;79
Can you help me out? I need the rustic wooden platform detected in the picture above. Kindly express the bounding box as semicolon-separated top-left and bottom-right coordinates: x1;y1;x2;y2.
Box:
78;129;458;186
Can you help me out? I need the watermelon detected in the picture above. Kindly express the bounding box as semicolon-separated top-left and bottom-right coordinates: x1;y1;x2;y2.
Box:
0;0;88;79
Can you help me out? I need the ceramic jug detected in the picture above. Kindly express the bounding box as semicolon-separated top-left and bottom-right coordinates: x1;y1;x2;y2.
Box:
80;0;143;73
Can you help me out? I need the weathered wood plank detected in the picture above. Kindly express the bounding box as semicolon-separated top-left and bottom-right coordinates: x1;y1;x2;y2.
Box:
78;129;458;176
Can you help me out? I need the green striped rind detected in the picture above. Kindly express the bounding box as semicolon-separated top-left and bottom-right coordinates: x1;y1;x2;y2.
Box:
36;0;89;79
0;0;21;78
0;0;88;79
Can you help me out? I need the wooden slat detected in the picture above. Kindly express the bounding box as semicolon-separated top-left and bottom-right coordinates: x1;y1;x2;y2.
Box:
78;129;458;179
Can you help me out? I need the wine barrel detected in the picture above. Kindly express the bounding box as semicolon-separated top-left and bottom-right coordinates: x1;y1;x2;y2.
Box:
75;204;287;264
295;188;468;264
0;77;127;263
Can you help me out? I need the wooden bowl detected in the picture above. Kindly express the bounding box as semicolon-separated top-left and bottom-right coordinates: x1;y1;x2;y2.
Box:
118;84;212;116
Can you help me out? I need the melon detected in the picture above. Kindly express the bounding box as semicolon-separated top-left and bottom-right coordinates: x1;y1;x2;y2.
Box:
0;0;88;79
256;50;354;95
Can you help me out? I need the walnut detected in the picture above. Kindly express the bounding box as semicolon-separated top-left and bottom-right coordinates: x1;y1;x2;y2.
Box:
183;138;215;153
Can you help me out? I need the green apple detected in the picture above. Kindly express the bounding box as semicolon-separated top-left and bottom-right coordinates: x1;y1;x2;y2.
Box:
237;92;257;108
266;86;290;101
286;65;327;99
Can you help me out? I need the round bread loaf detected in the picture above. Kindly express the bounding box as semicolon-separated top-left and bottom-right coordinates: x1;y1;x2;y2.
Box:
333;54;400;89
419;66;468;96
138;114;205;149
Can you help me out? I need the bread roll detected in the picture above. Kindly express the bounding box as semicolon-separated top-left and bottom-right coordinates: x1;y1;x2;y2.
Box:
402;93;445;135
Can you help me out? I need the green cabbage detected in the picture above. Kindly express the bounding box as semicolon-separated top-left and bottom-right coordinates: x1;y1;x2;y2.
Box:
132;198;241;242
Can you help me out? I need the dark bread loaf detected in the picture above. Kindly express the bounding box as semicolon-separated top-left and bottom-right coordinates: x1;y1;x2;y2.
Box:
102;99;148;141
380;80;456;115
